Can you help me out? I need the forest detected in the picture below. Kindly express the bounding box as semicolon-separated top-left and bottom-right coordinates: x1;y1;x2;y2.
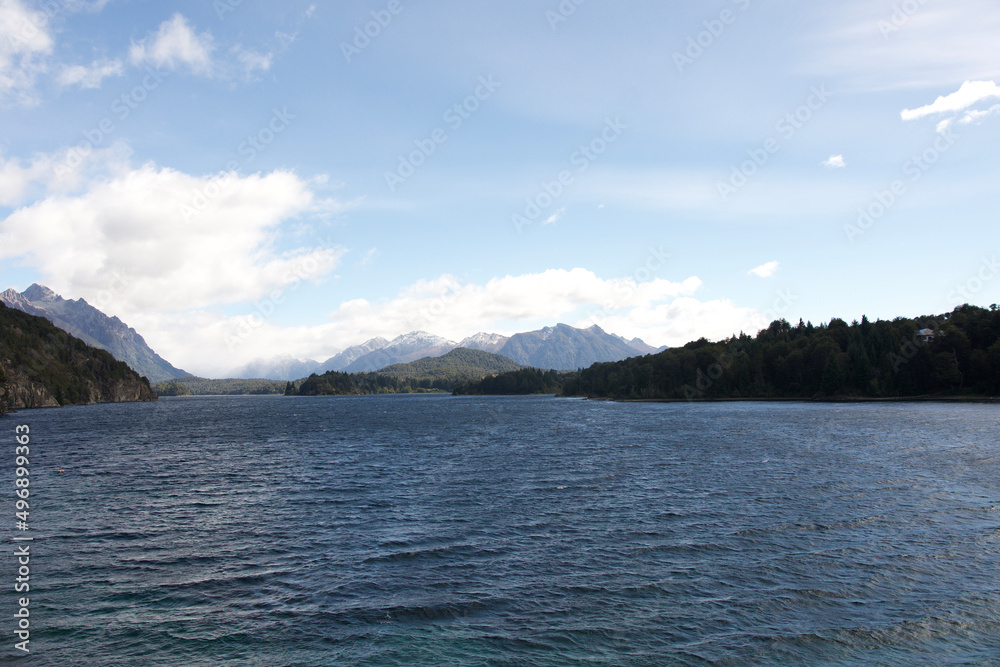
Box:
153;377;287;396
560;305;1000;400
452;368;568;395
290;370;452;395
0;302;156;410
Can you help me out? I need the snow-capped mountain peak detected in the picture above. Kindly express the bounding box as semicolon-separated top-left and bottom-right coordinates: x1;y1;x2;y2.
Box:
457;332;510;353
386;331;456;351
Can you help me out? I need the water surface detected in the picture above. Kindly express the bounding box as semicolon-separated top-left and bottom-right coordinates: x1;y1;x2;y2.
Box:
5;396;999;665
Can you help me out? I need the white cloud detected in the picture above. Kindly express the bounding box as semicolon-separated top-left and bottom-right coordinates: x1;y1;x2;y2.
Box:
0;0;54;104
0;150;52;205
129;276;768;377
960;103;1000;124
232;46;272;79
585;296;763;351
0;163;347;318
544;207;564;225
326;269;703;339
56;58;123;89
156;268;741;376
822;154;846;169
0;142;135;205
748;261;780;279
129;14;214;75
806;2;1000;92
357;248;379;267
935;118;954;133
902;80;1000;120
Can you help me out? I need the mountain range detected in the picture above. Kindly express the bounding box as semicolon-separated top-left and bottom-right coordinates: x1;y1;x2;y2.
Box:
1;284;186;383
235;325;667;380
1;284;668;382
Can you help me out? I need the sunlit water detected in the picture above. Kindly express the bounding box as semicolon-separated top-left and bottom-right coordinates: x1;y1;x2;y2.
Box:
5;395;999;665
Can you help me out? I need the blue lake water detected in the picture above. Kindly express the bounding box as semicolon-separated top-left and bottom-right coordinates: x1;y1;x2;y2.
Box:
4;395;1000;665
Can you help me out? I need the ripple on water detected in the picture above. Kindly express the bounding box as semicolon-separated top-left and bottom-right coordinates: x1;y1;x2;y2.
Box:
10;397;1000;665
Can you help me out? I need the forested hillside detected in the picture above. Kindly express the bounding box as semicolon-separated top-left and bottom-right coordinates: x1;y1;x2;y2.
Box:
561;305;1000;400
291;371;444;396
379;348;523;382
453;368;568;395
1;303;157;412
153;377;287;396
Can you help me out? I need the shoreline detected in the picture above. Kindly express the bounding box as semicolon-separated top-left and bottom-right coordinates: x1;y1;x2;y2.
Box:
586;395;1000;405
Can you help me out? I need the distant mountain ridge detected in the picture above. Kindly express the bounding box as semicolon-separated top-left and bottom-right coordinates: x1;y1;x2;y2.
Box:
458;332;509;353
318;336;390;373
497;324;652;370
343;331;456;373
1;284;186;383
240;324;666;380
231;355;321;382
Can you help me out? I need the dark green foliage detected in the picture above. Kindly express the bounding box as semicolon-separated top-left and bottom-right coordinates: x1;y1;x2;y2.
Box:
0;302;156;410
152;381;193;396
452;368;570;395
153;376;287;396
561;305;1000;400
292;370;446;396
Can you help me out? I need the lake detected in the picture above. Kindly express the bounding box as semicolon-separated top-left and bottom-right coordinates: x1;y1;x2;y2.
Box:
5;396;999;665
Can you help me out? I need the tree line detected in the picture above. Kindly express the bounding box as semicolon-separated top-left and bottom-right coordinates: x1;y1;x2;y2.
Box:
560;305;1000;400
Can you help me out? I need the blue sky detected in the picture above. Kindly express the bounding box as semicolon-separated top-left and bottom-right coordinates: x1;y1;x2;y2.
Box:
1;0;999;376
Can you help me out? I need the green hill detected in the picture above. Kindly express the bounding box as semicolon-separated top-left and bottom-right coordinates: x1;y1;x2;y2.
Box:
0;302;157;413
379;348;524;383
292;348;526;396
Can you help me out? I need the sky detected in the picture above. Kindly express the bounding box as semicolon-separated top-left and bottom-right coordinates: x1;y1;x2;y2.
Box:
1;0;998;378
